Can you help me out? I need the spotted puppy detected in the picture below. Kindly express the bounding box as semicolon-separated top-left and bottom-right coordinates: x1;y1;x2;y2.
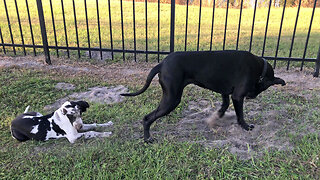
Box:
10;101;113;143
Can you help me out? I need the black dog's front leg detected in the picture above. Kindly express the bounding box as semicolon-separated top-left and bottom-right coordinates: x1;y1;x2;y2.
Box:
231;97;254;131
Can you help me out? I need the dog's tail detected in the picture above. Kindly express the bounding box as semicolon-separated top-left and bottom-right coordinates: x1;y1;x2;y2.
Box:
24;106;30;113
121;63;162;97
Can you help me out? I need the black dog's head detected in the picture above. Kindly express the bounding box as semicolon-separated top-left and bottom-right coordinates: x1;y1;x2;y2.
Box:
247;62;286;99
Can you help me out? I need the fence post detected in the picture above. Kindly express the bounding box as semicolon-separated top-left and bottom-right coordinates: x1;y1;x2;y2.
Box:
313;45;320;77
36;0;51;65
170;0;175;53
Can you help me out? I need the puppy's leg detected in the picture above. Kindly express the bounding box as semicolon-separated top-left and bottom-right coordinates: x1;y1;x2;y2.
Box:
143;78;184;143
11;129;30;142
231;96;254;131
81;131;112;139
69;131;112;142
81;121;113;131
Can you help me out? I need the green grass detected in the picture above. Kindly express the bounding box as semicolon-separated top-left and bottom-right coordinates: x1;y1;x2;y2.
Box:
0;67;320;179
0;0;319;63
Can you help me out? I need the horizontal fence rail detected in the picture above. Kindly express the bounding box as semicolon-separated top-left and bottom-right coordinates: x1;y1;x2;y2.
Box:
0;0;319;76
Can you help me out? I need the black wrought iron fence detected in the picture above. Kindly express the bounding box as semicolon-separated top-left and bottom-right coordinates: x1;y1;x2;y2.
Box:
0;0;319;76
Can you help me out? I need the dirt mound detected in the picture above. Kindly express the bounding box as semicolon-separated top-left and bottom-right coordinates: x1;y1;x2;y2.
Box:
44;85;128;112
172;99;293;159
145;98;289;159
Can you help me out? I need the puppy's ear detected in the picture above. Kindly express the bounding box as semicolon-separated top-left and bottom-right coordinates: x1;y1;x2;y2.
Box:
75;101;90;113
61;108;67;115
273;77;286;86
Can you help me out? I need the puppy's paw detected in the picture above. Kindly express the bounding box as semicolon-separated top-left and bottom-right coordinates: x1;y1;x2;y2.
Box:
101;121;113;127
102;132;112;137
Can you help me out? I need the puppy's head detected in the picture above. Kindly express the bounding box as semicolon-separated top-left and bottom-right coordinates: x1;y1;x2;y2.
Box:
59;101;90;130
247;62;286;99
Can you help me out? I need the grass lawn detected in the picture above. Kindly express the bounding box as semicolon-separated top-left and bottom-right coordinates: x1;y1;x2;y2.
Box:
0;0;320;178
0;0;319;62
0;59;319;178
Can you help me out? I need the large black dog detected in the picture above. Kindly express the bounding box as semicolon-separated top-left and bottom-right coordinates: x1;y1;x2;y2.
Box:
121;51;286;143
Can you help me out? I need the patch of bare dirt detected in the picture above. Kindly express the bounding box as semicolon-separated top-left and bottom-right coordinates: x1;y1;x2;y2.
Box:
44;85;128;112
167;98;294;159
0;55;155;85
1;55;319;159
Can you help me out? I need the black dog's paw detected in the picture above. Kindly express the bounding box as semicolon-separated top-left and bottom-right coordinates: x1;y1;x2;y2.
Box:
248;124;255;130
241;124;255;131
144;137;157;144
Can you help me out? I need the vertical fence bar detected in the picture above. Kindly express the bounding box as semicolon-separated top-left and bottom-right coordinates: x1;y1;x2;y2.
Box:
209;0;215;51
84;0;91;58
300;0;317;71
145;0;148;61
287;0;301;70
26;0;36;56
262;0;272;57
313;45;320;77
49;0;58;57
236;0;243;51
133;0;137;62
14;0;26;55
170;0;175;53
96;0;102;60
197;0;202;51
73;0;80;58
120;0;125;61
61;0;69;58
3;0;16;55
248;0;257;53
157;0;160;62
36;0;51;64
0;27;6;54
107;0;114;60
223;0;229;50
184;0;189;51
274;0;287;68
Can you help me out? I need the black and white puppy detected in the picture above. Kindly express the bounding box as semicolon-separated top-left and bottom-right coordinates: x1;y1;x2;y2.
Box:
10;101;113;143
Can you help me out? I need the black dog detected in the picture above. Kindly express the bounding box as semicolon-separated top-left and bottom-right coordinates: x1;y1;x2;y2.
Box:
121;51;286;143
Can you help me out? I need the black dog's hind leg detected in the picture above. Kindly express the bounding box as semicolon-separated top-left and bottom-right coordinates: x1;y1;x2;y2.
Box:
217;94;229;118
231;96;254;131
143;78;184;143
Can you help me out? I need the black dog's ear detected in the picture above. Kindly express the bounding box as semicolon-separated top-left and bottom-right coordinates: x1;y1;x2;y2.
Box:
75;101;90;113
273;77;286;86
